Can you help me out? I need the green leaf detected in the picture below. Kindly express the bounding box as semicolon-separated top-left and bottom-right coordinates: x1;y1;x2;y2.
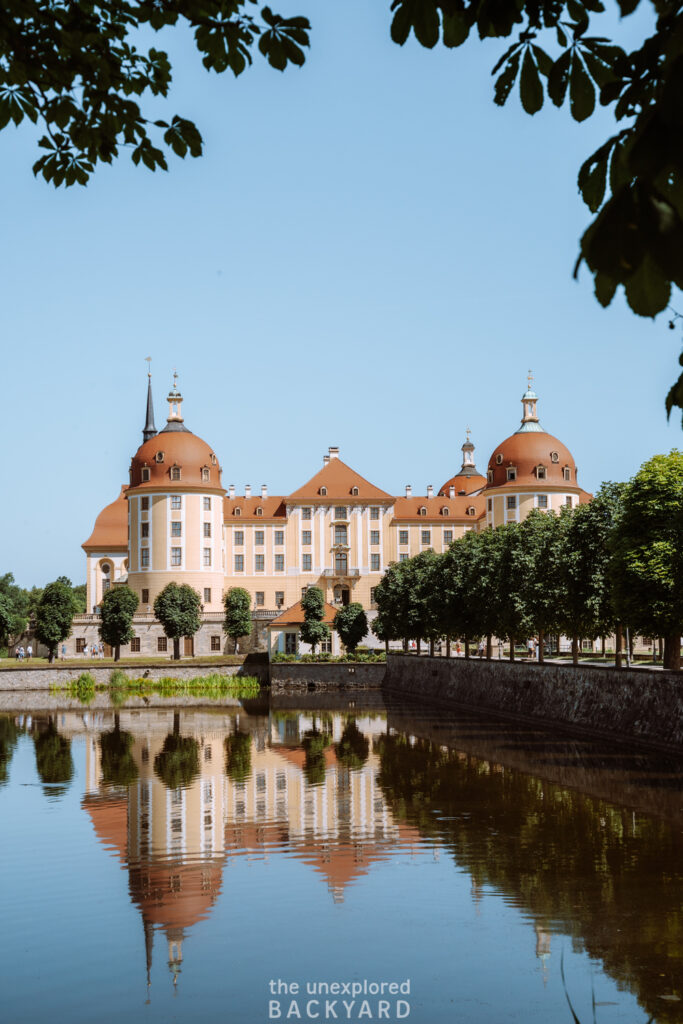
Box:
532;45;553;78
577;138;612;212
569;52;595;121
624;254;671;316
594;271;617;307
442;10;470;47
492;41;521;75
494;50;521;106
548;49;571;106
413;0;440;47
520;48;543;114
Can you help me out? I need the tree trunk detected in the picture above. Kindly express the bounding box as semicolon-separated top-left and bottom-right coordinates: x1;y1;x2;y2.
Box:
629;632;634;661
115;645;120;662
385;639;389;656
403;638;408;653
464;639;470;660
48;647;55;664
486;635;492;660
601;636;606;658
173;638;180;660
429;640;434;657
538;630;544;664
658;637;664;662
509;637;515;662
664;631;681;671
446;637;451;658
572;636;579;666
615;624;623;669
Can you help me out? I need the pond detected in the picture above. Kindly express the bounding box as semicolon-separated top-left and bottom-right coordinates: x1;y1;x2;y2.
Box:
1;693;682;1024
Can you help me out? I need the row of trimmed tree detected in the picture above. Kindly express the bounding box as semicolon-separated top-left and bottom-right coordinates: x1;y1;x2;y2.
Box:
373;452;683;671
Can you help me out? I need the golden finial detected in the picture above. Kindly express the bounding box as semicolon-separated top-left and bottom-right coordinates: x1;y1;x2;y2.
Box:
527;369;534;390
145;355;152;379
465;426;471;442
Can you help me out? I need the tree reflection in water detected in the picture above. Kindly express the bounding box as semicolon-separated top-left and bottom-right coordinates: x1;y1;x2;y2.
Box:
33;718;73;798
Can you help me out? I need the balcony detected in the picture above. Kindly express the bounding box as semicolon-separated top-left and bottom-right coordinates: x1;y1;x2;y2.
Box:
322;568;360;578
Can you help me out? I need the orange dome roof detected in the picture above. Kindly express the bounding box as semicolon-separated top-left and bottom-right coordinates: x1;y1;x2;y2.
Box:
487;431;577;488
82;486;128;550
438;472;487;496
129;431;224;492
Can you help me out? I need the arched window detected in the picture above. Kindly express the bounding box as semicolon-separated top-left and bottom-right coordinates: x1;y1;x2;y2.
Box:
351;486;359;496
235;507;241;517
201;467;210;482
210;454;217;465
320;486;327;496
419;506;427;516
550;451;559;463
563;466;571;481
170;465;181;481
467;506;476;516
441;507;449;516
536;465;547;480
256;506;263;516
487;470;493;483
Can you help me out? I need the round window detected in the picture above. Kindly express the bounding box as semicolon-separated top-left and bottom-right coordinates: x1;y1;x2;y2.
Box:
495;453;503;465
101;564;110;574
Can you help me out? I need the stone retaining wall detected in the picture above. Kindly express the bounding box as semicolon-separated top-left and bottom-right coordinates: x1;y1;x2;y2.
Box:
383;654;683;751
0;662;263;691
270;662;385;693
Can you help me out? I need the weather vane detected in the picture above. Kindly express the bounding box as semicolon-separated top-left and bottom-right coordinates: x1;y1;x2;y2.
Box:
465;426;471;442
145;355;152;378
527;369;534;389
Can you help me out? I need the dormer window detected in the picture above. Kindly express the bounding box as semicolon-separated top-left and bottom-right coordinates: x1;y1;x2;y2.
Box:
235;507;241;517
210;454;217;466
351;486;359;496
419;507;427;516
441;507;449;516
506;467;517;481
487;470;493;484
536;465;547;480
256;506;263;516
563;466;571;481
495;454;504;465
550;451;559;463
320;486;327;496
141;467;150;482
201;467;210;482
170;465;181;481
155;451;164;464
467;506;476;516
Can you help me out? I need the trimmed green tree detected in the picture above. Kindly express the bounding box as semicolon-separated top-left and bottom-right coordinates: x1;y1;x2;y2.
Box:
488;524;533;661
34;578;77;662
517;509;564;663
99;585;139;661
300;586;329;655
0;594;12;653
610;452;683;671
333;603;368;654
223;587;252;654
154;582;202;660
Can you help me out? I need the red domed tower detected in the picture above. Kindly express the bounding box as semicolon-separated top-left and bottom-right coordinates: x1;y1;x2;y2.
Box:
483;376;589;528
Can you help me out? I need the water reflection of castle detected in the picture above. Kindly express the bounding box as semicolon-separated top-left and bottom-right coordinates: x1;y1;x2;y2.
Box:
79;710;424;985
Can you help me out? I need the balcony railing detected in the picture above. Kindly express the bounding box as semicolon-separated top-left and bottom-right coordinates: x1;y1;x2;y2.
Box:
322;567;360;578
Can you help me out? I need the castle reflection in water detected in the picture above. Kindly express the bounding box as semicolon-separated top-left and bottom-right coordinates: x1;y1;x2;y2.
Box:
76;708;425;984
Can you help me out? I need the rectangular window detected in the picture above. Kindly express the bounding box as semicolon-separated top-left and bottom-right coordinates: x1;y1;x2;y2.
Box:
335;552;347;573
157;636;167;652
141;548;150;567
302;553;312;571
234;554;244;572
255;554;265;572
203;548;211;566
141;522;149;538
301;586;308;599
507;496;517;510
102;579;111;593
76;638;85;653
255;591;264;607
171;521;182;537
370;553;380;571
370;530;380;545
141;497;149;511
370;587;377;604
234;530;244;546
335;507;347;520
203;522;211;538
274;530;284;545
399;553;409;562
211;635;221;651
285;632;297;654
274;554;284;572
302;530;312;545
370;507;380;520
275;591;284;608
334;525;347;545
201;468;210;482
301;507;312;520
171;547;182;565
141;589;149;604
255;530;264;546
171;467;181;481
444;530;453;545
421;530;431;545
537;466;547;480
399;530;409;546
506;467;517;481
203;497;211;511
563;467;571;480
487;499;493;511
204;588;211;603
537;494;548;509
171;495;182;510
130;637;141;652
320;635;332;654
141;468;150;482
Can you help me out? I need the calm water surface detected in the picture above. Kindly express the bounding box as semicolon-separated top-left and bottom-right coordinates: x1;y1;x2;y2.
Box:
1;693;682;1024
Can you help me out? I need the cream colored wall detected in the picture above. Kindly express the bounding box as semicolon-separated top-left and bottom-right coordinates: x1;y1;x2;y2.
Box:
85;552;128;610
481;486;583;529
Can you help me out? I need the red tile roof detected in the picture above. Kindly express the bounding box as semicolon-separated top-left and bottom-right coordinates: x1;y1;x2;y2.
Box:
392;495;486;522
223;496;287;520
82;486;129;550
268;599;338;627
288;458;392;501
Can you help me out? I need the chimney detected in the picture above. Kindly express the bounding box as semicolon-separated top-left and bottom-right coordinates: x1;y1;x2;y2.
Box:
449;486;456;499
261;484;268;499
323;455;330;466
245;484;251;499
228;484;235;499
427;485;434;498
405;485;412;498
328;446;340;460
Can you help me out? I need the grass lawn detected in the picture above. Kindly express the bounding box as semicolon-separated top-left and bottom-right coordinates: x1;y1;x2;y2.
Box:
0;654;245;670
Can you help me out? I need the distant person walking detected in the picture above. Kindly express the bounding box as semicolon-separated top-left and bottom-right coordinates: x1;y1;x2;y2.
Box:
477;640;485;658
26;644;32;660
83;643;89;658
61;643;67;661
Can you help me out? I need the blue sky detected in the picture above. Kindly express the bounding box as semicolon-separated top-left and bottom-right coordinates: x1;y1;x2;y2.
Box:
1;0;679;588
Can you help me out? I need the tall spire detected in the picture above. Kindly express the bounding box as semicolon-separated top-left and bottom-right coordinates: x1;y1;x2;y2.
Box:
143;358;157;442
459;427;478;476
516;371;543;433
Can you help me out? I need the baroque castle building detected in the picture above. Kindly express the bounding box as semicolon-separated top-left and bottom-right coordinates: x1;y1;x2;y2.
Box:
72;374;589;657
